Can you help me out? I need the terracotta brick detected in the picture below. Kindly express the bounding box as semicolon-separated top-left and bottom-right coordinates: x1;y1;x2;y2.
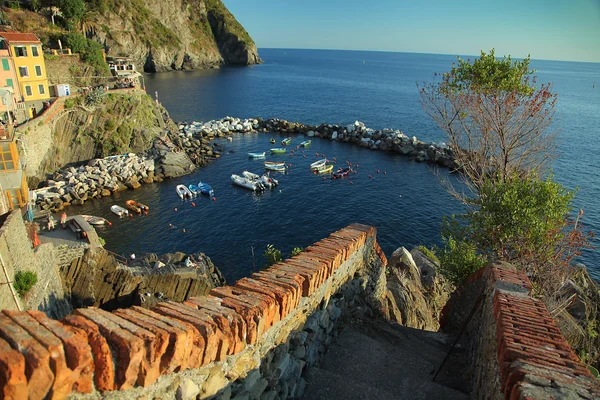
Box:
73;308;144;390
0;336;27;400
373;239;388;266
129;306;202;370
269;263;314;296
182;299;238;356
151;304;215;365
297;249;336;277
62;315;114;392
158;301;230;362
0;313;53;400
347;223;376;238
253;270;303;308
330;229;364;253
28;311;93;394
235;277;292;320
213;285;279;329
279;259;323;294
316;238;348;262
305;245;344;272
98;308;167;387
289;256;329;287
4;310;72;399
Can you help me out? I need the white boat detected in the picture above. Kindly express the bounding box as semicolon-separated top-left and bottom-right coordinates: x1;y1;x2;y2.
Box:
310;159;327;170
243;171;278;189
110;205;129;217
248;152;266;159
81;215;109;226
231;174;265;191
265;163;286;172
176;184;194;199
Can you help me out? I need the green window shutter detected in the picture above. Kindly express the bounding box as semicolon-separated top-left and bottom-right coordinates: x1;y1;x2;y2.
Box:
1;59;8;71
6;78;12;88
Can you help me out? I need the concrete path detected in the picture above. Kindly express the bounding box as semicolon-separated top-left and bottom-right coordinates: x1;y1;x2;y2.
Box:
302;320;469;400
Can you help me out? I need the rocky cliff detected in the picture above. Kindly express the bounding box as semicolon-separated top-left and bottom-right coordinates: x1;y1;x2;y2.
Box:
90;0;261;71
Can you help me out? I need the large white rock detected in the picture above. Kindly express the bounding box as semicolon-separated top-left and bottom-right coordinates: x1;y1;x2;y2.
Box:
307;130;315;137
331;131;338;140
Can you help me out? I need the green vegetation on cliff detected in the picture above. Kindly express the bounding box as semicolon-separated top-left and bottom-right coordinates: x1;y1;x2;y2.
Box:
205;0;255;46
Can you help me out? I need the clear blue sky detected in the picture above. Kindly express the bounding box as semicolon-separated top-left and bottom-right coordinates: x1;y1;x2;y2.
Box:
223;0;600;63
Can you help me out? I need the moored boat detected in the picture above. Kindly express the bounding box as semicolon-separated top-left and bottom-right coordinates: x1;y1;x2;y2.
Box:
281;137;291;145
300;140;311;147
81;215;110;226
198;182;214;196
332;167;353;179
110;205;129;217
231;174;265;191
264;162;286;172
176;184;194;199
188;184;201;196
243;171;278;189
125;200;149;214
270;148;287;154
248;152;266;159
310;158;327;170
315;164;334;174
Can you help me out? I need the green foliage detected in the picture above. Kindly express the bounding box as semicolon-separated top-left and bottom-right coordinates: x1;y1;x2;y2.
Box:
416;245;440;265
205;0;254;45
263;244;282;268
56;0;86;25
104;119;116;131
14;271;38;297
438;227;487;286
291;247;303;257
62;32;108;73
445;49;536;95
98;236;106;246
64;98;75;108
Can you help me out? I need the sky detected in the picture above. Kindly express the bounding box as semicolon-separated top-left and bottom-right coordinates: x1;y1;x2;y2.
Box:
223;0;600;63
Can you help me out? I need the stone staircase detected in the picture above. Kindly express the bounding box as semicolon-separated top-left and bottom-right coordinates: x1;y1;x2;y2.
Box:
302;320;470;400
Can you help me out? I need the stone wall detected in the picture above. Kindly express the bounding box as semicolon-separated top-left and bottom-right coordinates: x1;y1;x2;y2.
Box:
0;210;72;319
0;223;387;399
446;262;600;399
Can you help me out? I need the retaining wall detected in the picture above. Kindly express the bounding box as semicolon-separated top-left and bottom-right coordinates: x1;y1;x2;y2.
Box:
471;262;600;399
0;223;388;399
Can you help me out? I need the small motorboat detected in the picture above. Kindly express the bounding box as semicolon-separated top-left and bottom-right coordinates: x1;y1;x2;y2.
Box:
176;184;194;199
332;167;353;179
270;138;276;144
243;171;278;189
125;200;149;214
265;161;286;172
248;152;266;159
281;137;291;146
81;215;109;226
198;182;214;196
270;148;287;154
310;158;327;170
189;184;201;196
110;205;129;217
300;140;311;147
315;164;334;174
231;174;265;191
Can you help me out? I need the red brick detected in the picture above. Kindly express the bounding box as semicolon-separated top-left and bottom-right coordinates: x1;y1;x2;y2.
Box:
235;277;292;320
278;259;323;294
0;313;53;400
347;223;376;238
0;336;27;400
305;245;344;272
4;310;72;399
316;238;349;261
253;270;303;309
96;308;166;387
182;299;238;356
151;304;215;365
28;311;94;394
158;301;230;362
213;285;279;329
269;263;313;296
297;249;336;277
289;256;330;287
62;315;115;392
129;306;203;370
73;308;144;390
185;296;247;354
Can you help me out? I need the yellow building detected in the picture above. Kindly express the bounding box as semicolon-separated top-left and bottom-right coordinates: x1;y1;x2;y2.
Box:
0;124;28;213
0;32;49;118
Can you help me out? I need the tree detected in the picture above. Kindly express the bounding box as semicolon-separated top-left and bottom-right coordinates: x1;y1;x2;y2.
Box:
419;49;558;198
56;0;86;28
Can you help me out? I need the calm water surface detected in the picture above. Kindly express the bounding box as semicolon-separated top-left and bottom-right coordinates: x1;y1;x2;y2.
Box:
77;50;600;281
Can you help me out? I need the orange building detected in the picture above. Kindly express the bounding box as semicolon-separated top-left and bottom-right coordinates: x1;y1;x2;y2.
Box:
0;46;20;121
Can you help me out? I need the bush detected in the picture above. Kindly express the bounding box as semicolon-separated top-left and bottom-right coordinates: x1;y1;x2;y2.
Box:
263;244;282;268
416;245;440;265
14;271;38;297
291;247;303;256
62;32;108;73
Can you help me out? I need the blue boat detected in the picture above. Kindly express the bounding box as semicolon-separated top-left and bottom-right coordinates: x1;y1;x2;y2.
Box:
281;137;291;146
198;181;214;196
188;184;201;196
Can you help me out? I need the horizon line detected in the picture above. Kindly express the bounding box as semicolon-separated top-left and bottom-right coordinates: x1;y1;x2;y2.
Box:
256;47;600;65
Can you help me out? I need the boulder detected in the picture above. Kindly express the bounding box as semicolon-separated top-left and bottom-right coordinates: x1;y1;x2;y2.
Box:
388;247;420;282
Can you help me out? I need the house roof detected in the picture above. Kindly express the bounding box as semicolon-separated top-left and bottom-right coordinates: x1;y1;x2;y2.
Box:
0;33;41;44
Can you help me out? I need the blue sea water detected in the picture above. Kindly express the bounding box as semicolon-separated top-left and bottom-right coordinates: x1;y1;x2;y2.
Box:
76;49;600;282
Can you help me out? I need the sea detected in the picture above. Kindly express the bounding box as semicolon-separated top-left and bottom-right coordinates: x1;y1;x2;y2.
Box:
71;49;600;283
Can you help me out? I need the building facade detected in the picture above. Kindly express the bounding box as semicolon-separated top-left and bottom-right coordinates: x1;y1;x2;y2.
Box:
0;32;50;120
0;123;27;214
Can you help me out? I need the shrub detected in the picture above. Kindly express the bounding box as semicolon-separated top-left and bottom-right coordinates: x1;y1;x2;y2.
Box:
438;235;487;286
263;244;282;268
416;245;440;265
291;247;303;256
14;271;38;297
98;236;106;246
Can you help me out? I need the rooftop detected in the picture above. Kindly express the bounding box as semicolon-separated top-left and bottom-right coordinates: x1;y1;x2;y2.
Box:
0;32;40;44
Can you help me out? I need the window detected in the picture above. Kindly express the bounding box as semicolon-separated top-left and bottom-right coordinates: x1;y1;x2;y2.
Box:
18;66;28;78
6;78;12;88
38;84;45;95
14;46;27;57
1;59;8;71
35;65;42;76
0;142;16;171
31;46;39;57
24;85;32;97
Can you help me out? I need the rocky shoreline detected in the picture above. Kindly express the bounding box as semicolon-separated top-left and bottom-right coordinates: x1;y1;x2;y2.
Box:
35;116;455;212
